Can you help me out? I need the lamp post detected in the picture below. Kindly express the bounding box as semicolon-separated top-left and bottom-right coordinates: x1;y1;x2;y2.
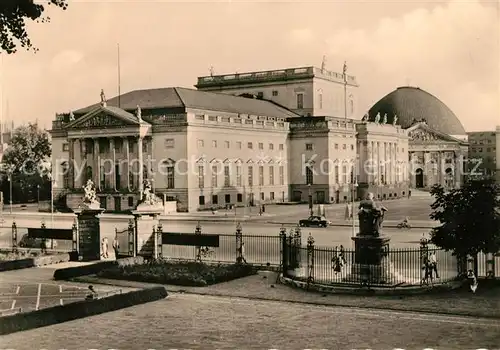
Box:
351;181;358;238
37;184;40;211
8;172;12;214
307;183;313;216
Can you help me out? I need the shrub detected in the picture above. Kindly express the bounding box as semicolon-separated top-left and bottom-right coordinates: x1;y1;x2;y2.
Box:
98;261;257;287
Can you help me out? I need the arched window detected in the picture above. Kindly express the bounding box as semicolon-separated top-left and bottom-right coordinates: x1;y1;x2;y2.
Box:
61;162;70;188
349;98;354;115
85;166;93;183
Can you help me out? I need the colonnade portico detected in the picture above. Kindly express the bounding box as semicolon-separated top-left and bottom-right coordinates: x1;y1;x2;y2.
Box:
66;136;149;193
365;140;401;185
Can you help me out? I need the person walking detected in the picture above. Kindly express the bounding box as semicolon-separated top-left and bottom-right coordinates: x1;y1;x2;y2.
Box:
101;237;109;259
429;251;439;278
112;236;120;259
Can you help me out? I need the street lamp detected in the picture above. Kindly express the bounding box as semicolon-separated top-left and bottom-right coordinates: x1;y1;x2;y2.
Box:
8;172;12;214
307;183;313;216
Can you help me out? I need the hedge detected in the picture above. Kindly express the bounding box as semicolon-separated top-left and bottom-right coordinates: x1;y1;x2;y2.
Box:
0;253;71;272
0;286;168;335
53;256;144;280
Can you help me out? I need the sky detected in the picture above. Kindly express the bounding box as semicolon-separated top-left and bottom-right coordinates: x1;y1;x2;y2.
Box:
0;0;499;132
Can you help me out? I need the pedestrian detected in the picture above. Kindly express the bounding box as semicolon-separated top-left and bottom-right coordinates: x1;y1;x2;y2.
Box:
41;238;47;254
237;242;247;264
344;203;352;221
429;251;439;278
339;245;346;266
112;236;120;259
421;254;432;284
101;237;109;259
408;190;412;199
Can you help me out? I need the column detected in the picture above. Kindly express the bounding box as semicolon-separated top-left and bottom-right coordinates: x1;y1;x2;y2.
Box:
436;152;442;186
110;138;116;191
125;137;131;191
138;136;144;195
74;139;83;188
454;150;461;188
68;139;75;189
93;138;100;190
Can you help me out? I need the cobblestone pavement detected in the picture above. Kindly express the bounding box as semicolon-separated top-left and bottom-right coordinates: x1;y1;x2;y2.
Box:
81;272;500;319
2;292;499;350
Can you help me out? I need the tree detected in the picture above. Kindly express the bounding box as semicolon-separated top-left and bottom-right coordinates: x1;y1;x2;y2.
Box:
0;0;68;54
429;179;500;275
1;123;51;203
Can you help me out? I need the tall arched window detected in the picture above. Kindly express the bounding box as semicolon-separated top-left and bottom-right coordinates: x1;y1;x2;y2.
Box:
85;166;93;183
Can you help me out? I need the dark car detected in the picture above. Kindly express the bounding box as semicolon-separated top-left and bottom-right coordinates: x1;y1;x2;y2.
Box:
299;215;329;228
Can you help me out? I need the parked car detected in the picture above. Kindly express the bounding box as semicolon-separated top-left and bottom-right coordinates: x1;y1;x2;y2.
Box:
299;215;329;228
18;234;57;249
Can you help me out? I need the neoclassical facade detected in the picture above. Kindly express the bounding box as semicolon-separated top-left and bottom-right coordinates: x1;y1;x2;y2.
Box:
368;86;469;190
50;66;468;212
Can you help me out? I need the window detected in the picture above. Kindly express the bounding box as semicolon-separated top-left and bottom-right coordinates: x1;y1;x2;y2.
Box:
319;93;323;109
211;165;218;188
334;165;339;184
224;166;230;187
199;196;205;205
279;144;284;151
270;192;275;200
248;166;253;187
115;138;123;152
198;166;204;188
306;166;313;185
248;142;253;149
236;141;242;149
259;166;264;186
212;195;218;205
164;138;174;149
342;144;346;150
141;140;148;153
351;144;354;151
224;141;230;148
259;142;264;150
128;197;134;207
166;165;175;189
272;90;278;96
85;166;93;182
342;165;347;184
197;139;204;148
225;194;231;204
334;143;339;150
212;140;217;148
237;193;243;202
269;143;274;150
260;192;265;200
269;166;274;185
297;93;304;109
257;91;264;99
279;166;284;185
62;162;70;188
236;165;242;186
305;143;313;151
62;143;69;152
100;165;105;189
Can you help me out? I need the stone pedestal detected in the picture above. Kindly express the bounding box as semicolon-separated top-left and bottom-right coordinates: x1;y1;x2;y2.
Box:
343;234;394;284
132;204;163;258
74;207;105;262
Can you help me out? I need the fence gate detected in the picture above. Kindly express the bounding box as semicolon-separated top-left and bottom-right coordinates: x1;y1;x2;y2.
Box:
114;219;135;257
15;219;79;258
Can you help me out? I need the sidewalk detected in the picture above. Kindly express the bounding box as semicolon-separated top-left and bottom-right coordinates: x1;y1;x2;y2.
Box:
73;272;500;320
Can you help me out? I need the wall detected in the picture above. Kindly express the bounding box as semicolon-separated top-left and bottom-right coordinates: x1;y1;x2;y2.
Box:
313;78;358;118
186;109;289;211
497;126;500;184
203;81;314;116
51;137;69;191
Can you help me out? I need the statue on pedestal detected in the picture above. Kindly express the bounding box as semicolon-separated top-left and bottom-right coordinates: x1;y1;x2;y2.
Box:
392;114;398;126
136;105;142;122
375;113;381;124
81;179;101;210
382;113;387;124
358;192;387;237
136;179;164;212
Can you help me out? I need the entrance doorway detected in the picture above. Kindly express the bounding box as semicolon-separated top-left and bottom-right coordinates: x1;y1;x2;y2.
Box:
292;191;302;202
415;168;424;188
248;193;255;206
316;191;325;204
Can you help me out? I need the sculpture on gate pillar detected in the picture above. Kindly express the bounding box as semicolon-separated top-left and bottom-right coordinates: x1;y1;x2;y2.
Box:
136;179;164;212
80;179;101;210
358;192;387;237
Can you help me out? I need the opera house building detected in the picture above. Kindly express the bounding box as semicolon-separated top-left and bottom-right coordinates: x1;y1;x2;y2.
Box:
49;66;468;212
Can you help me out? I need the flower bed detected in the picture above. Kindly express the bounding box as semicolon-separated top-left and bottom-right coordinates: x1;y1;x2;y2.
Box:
0;250;57;261
97;261;257;287
0;250;71;271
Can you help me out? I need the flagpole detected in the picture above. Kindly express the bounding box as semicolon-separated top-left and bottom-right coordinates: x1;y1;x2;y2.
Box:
117;43;121;108
343;61;347;121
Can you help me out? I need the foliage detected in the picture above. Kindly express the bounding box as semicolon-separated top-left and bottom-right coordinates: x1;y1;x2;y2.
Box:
1;123;51;203
429;179;500;257
0;0;68;54
98;261;257;287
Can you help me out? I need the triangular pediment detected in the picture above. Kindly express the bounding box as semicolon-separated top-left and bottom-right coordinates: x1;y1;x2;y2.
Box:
406;123;465;144
66;106;143;129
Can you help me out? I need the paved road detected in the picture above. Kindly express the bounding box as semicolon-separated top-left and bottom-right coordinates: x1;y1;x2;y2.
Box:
2;292;499;349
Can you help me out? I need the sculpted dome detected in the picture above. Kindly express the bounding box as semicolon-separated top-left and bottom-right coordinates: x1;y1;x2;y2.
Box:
368;87;466;135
